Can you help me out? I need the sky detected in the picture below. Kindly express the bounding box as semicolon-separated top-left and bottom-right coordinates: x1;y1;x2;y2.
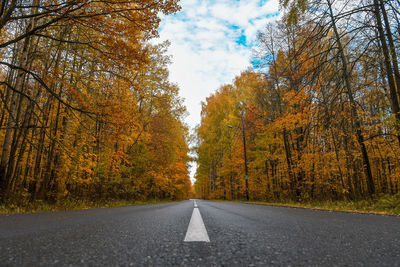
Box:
157;0;281;181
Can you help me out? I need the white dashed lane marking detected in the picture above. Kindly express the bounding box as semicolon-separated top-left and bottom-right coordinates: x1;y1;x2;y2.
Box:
184;200;210;242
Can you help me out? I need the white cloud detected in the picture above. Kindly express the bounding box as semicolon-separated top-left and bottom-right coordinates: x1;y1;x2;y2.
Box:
156;0;281;182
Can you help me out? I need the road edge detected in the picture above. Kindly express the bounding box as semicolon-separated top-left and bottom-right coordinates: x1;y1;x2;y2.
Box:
207;200;400;217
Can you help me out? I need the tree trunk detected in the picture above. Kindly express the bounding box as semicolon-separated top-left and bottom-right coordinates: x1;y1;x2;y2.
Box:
379;0;400;99
327;0;375;196
373;0;400;145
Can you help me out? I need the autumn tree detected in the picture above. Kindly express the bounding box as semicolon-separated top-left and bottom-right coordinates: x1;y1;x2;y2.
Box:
195;2;400;201
0;0;192;204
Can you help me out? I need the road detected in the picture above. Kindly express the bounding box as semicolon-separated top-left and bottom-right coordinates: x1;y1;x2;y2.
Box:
1;200;399;266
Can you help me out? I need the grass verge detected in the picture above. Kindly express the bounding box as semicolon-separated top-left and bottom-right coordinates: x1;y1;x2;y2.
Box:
220;193;400;216
0;198;176;214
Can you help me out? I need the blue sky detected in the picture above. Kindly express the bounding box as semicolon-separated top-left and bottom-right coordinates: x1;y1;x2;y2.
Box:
157;0;281;181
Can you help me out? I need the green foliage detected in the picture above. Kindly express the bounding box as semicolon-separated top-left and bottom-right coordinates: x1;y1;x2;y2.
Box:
280;0;309;25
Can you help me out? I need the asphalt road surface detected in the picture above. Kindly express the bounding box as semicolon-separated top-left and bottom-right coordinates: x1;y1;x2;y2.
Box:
1;200;400;266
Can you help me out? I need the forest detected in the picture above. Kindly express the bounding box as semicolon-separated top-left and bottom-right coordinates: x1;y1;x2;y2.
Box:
0;0;193;206
2;0;400;211
194;0;400;203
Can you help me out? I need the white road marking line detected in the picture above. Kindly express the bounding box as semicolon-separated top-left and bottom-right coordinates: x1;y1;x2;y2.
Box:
194;200;198;208
184;201;210;242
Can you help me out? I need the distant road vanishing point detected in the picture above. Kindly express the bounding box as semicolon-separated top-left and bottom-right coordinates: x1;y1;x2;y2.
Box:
1;200;400;266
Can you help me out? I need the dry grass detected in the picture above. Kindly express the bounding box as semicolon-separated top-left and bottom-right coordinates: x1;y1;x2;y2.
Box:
220;194;400;216
0;198;176;214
